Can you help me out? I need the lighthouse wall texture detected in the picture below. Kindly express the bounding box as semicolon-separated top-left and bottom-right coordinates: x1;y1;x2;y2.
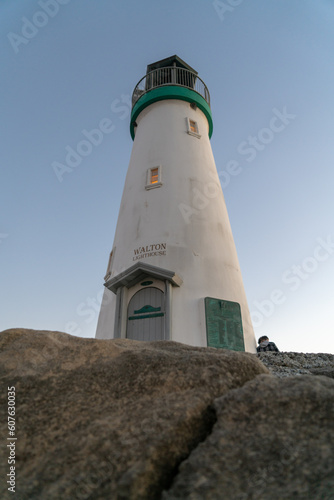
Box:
96;98;256;352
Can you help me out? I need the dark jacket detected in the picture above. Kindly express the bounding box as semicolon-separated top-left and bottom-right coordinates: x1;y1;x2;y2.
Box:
256;340;279;352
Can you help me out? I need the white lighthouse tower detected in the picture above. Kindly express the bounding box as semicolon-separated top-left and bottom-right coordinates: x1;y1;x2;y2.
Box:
96;55;256;353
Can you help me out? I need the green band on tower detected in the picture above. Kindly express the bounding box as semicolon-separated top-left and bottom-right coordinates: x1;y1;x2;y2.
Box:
130;86;213;140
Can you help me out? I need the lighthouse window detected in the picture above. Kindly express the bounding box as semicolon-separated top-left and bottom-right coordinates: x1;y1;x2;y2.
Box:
146;166;162;190
186;118;201;138
151;168;159;184
104;247;115;282
189;120;197;133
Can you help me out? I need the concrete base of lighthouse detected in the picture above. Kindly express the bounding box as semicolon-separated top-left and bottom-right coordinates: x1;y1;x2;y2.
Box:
96;261;256;352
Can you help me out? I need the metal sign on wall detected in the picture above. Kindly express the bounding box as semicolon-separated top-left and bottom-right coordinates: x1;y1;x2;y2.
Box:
205;297;245;351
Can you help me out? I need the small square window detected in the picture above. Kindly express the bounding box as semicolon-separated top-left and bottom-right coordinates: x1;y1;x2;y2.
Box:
186;118;201;138
146;166;162;190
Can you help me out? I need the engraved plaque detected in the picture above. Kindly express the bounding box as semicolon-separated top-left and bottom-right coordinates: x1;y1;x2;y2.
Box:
205;297;245;351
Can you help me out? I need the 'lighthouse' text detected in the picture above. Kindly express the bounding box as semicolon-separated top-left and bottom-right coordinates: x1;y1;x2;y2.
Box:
133;243;166;261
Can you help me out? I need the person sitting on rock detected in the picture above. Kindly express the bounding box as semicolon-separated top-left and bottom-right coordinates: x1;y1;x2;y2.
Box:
256;336;279;352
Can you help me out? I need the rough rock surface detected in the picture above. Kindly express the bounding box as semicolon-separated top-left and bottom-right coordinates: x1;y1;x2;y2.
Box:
163;374;334;500
0;329;267;500
257;351;334;378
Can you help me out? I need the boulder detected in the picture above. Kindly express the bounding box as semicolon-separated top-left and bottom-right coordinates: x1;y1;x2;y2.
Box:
0;329;267;500
163;374;334;499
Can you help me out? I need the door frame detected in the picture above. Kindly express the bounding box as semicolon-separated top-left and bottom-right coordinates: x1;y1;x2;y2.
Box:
114;279;172;340
104;262;181;341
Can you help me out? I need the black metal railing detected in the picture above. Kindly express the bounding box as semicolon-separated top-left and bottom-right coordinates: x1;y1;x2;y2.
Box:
132;66;210;108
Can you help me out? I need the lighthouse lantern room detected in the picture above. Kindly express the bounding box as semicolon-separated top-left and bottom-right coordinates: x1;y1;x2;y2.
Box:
96;55;256;353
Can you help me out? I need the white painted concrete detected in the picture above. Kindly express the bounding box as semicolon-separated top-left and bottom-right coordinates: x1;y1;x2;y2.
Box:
96;97;256;352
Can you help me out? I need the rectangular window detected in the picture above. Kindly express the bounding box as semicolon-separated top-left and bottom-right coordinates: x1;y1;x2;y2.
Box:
104;247;115;281
146;166;162;190
150;167;159;184
186;118;201;138
189;120;197;134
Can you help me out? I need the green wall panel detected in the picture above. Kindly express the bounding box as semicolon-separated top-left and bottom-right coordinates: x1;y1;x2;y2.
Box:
205;297;245;351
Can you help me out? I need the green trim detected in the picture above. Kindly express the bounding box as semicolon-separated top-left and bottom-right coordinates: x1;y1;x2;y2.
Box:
134;305;161;315
128;312;164;320
130;86;213;140
140;281;153;287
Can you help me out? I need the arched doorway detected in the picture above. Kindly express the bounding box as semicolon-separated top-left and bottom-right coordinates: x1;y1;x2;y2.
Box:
126;287;165;341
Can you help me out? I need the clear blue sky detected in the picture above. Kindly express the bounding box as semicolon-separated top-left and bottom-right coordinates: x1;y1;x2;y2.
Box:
1;0;333;353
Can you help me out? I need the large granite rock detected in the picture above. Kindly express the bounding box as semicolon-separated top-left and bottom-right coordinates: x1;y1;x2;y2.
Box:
0;329;267;500
163;374;334;499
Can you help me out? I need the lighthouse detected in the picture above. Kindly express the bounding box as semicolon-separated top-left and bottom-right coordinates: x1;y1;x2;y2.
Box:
96;55;256;353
